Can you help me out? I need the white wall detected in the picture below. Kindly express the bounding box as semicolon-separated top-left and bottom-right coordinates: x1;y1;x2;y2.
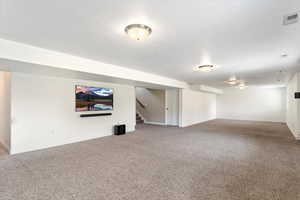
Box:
286;73;300;139
179;89;216;127
10;73;135;154
136;87;165;124
166;89;179;126
0;71;11;151
217;87;286;122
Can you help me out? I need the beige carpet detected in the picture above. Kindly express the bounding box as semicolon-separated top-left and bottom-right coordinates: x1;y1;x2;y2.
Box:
1;119;300;200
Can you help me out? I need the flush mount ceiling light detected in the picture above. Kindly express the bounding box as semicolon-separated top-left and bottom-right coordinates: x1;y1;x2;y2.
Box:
237;81;248;90
224;75;240;85
125;24;152;41
195;65;216;72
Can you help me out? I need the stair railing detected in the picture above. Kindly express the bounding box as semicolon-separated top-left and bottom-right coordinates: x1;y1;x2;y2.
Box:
136;98;146;109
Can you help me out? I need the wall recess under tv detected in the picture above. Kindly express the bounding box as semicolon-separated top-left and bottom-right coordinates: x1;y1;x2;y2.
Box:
75;85;114;112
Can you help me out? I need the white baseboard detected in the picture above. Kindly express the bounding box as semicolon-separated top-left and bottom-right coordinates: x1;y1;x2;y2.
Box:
216;118;285;123
286;123;300;141
144;121;166;126
179;118;216;128
166;124;179;127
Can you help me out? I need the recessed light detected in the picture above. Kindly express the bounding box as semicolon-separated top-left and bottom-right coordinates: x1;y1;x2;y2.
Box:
125;24;152;41
195;65;216;72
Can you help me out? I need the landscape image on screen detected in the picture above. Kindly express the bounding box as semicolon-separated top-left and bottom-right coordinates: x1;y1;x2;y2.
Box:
76;85;113;112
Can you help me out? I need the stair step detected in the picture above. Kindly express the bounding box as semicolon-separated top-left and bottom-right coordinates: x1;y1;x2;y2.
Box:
136;113;144;123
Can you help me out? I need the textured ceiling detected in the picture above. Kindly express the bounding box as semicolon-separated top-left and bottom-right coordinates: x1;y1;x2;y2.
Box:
0;0;299;87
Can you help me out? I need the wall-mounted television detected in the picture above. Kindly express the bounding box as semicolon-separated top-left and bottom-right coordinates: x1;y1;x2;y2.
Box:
75;85;113;112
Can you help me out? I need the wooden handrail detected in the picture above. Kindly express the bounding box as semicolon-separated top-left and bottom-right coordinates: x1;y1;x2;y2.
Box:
136;98;146;109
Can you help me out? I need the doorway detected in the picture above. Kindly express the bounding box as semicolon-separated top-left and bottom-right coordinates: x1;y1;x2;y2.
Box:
135;87;179;127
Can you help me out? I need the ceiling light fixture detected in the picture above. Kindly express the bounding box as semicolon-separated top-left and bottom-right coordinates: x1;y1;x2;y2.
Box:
196;65;216;72
224;75;240;85
237;82;248;90
125;24;152;41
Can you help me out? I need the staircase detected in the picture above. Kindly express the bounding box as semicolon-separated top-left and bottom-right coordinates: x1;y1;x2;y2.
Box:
136;113;144;124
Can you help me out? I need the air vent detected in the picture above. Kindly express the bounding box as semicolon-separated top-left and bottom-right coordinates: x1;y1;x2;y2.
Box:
283;12;299;25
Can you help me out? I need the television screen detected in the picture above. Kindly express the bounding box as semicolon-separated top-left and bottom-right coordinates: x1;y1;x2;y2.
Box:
75;85;113;112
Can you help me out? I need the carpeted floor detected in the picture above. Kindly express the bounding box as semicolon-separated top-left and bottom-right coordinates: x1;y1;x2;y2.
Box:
1;119;300;200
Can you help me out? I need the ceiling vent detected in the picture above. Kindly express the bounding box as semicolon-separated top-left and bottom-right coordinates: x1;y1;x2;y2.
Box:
283;12;299;25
